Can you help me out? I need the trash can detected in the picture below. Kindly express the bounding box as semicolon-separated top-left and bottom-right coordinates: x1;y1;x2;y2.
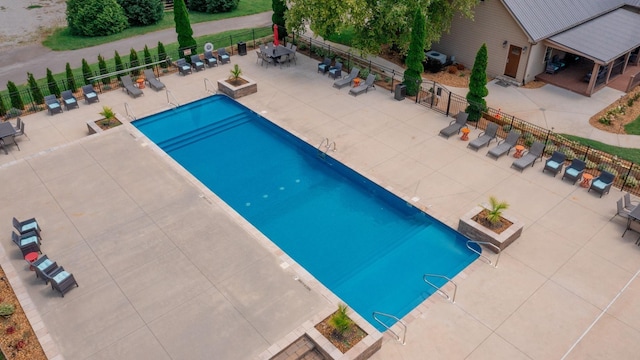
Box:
237;42;247;56
395;84;406;101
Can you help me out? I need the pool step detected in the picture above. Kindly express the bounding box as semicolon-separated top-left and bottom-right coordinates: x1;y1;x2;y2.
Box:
159;113;251;152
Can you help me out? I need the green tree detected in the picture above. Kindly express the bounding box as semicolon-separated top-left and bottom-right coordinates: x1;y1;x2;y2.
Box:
65;62;77;92
157;41;168;68
98;55;110;85
272;0;288;40
66;0;128;37
173;0;197;57
81;58;93;85
129;48;141;76
0;95;6;117
287;0;477;55
188;0;239;13
403;9;426;96
7;81;24;110
117;0;164;26
46;68;61;98
27;72;44;105
114;51;124;80
143;45;153;69
465;43;489;122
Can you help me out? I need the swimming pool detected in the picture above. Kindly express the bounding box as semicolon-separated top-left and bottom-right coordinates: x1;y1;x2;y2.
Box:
134;95;479;331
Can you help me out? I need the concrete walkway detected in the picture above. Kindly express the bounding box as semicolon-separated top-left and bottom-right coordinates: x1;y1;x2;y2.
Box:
1;50;640;360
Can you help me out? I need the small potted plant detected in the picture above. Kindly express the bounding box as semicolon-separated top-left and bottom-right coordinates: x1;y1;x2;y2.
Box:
217;64;257;99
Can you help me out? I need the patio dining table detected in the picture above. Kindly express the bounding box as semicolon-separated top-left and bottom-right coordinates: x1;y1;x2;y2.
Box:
0;122;17;155
266;45;294;63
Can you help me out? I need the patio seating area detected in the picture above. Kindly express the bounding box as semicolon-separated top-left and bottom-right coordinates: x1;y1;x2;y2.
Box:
1;49;640;360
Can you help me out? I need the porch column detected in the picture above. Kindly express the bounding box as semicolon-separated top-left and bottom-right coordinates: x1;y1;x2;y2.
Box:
586;63;599;96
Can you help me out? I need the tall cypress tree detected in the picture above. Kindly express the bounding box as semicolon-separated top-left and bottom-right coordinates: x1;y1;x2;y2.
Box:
272;0;288;40
98;54;110;85
157;41;168;68
81;59;93;85
403;9;426;96
114;51;124;80
465;43;489;122
7;81;24;110
173;0;196;58
129;48;140;76
46;68;61;97
65;63;77;92
27;72;44;105
143;45;153;69
0;95;6;117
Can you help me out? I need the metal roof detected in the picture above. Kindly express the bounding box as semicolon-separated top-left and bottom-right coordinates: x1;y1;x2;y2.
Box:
547;8;640;64
501;0;624;42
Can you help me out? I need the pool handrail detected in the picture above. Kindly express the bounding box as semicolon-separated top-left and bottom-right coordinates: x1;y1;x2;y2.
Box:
466;240;501;267
124;102;136;121
423;274;457;303
166;90;180;108
204;78;216;94
372;311;407;345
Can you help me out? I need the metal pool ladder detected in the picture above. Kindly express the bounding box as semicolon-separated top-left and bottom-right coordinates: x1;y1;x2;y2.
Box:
166;90;180;108
423;274;457;303
204;78;216;94
372;311;407;345
466;240;501;267
317;138;336;158
124;103;136;121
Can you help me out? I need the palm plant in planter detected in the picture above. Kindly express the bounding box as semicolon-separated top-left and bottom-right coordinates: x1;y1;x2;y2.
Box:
329;304;353;336
484;196;509;229
97;106;122;130
315;303;367;353
228;64;244;86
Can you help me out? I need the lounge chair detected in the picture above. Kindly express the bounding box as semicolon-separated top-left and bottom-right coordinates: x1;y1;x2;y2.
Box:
204;50;217;67
318;58;331;74
511;141;544;172
121;75;143;98
468;122;499;151
542;151;566;177
44;95;63;115
588;170;615;197
487;130;520;159
61;90;79;110
217;48;230;64
11;230;41;256
333;68;360;89
561;158;585;184
624;192;638;211
176;58;192;75
439;112;469;138
82;85;99;104
191;55;205;72
328;62;342;79
143;69;166;91
32;255;58;284
349;74;376;96
13;217;41;238
47;266;79;297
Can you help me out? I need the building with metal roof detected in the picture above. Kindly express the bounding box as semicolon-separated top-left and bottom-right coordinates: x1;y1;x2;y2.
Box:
432;0;640;96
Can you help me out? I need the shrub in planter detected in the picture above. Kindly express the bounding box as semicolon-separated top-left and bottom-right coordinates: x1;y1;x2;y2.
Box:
0;303;15;317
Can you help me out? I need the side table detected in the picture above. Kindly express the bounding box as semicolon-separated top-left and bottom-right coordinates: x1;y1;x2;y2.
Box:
514;145;525;158
580;173;594;188
460;128;470;141
24;252;38;271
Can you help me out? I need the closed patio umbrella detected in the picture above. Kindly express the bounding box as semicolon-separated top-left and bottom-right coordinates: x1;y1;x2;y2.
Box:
273;24;279;47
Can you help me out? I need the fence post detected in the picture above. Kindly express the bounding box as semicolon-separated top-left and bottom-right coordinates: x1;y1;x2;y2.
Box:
252;29;256;49
415;79;420;104
584;145;591;161
445;93;452;116
391;70;395;92
230;35;234;55
622;165;633;192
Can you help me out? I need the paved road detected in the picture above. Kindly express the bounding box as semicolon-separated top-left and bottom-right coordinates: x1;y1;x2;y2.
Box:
0;11;273;86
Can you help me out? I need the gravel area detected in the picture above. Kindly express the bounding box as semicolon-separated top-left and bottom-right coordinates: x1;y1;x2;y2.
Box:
0;0;66;51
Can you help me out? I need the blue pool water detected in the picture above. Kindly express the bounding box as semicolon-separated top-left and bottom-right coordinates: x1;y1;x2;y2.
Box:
134;96;479;331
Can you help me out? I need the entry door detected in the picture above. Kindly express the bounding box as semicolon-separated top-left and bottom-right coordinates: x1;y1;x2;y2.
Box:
504;45;522;78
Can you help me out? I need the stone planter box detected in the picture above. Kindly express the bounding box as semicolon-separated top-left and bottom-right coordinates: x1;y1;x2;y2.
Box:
217;76;257;99
458;206;524;253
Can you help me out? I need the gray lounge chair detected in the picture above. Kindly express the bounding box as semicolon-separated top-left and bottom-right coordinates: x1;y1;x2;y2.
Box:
334;68;359;89
44;95;63;115
511;141;544;172
32;255;58;284
121;75;143;98
11;230;41;256
47;266;79;297
191;55;205;71
143;69;166;91
588;170;615;197
82;85;99;104
176;58;192;75
61;90;79;110
317;57;331;74
204;50;217;67
468;122;499;151
349;74;376;96
217;48;230;64
439;112;469;138
561;158;585;184
328;62;342;79
543;151;566;177
487;130;520;159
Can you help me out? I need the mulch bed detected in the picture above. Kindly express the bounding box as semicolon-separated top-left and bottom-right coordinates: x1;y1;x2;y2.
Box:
314;313;367;354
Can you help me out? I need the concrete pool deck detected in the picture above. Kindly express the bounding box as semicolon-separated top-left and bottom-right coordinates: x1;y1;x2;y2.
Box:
1;51;640;359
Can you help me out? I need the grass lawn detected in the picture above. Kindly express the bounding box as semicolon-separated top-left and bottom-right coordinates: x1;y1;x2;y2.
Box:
561;134;640;164
623;114;640;135
43;0;271;51
325;27;356;47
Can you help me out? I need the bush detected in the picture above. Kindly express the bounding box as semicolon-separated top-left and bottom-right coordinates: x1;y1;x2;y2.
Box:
585;159;597;169
523;132;537;147
129;48;140;76
624;175;639;188
0;303;15;317
597;164;619;177
27;72;44;105
65;63;77;92
448;65;458;74
98;55;109;85
114;51;124;80
0;96;6;117
544;144;557;156
66;0;128;37
157;41;168;68
558;147;576;161
117;0;164;26
143;45;153;69
188;0;239;13
82;59;93;85
46;68;61;98
7;81;24;110
329;304;353;335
